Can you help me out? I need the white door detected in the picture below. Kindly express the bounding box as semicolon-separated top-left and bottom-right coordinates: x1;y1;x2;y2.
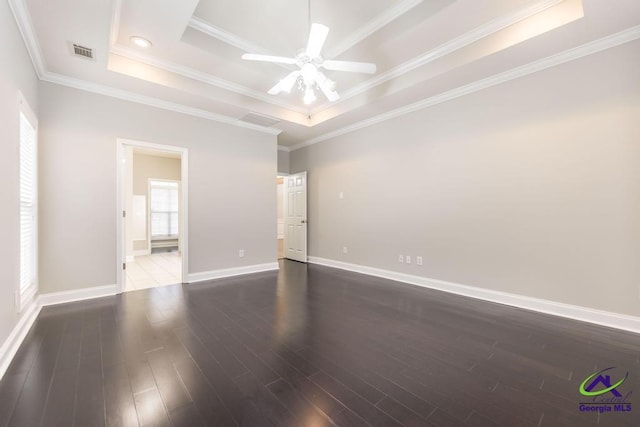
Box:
284;172;307;262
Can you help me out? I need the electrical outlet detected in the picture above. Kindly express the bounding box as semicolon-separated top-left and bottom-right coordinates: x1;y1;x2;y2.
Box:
239;249;245;258
416;256;423;266
399;255;404;263
343;246;348;254
406;255;411;264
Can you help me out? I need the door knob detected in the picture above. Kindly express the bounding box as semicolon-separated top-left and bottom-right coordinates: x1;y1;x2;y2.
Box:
301;220;307;224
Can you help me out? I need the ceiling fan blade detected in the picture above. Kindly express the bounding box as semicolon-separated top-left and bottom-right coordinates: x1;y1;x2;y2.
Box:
280;71;301;93
242;53;297;65
268;71;301;95
305;23;329;58
267;82;283;95
322;60;377;74
316;71;340;102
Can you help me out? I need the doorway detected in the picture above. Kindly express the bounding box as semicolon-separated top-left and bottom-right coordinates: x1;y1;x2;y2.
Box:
283;171;308;262
117;139;189;293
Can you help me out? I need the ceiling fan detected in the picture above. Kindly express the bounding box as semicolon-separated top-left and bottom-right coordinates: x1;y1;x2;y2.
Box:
241;23;377;105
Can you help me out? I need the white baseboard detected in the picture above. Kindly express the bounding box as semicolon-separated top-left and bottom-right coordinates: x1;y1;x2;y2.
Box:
0;299;41;380
188;262;279;284
38;284;118;307
308;257;640;334
133;249;151;257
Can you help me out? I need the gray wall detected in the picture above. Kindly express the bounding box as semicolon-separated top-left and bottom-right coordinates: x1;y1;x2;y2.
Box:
277;149;290;174
291;40;640;317
0;1;40;345
132;153;181;252
38;82;277;293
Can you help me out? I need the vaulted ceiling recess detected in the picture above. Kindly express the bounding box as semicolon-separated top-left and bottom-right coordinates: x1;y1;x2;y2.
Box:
16;0;638;147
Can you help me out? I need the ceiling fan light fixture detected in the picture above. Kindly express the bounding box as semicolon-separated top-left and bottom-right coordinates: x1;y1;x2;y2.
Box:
301;63;317;86
315;71;340;102
241;21;376;105
303;86;316;105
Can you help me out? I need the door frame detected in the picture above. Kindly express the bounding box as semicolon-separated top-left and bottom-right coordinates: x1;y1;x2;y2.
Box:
116;138;189;293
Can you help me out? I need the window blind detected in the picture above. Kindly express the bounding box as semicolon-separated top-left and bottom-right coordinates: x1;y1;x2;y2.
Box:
150;181;179;238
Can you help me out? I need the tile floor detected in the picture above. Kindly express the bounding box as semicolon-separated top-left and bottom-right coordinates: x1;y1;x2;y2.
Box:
125;252;181;291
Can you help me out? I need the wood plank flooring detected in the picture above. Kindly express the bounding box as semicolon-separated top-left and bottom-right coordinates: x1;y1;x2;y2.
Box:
1;260;639;426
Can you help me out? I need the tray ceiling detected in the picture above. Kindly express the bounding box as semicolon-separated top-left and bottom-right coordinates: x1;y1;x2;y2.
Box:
15;0;640;148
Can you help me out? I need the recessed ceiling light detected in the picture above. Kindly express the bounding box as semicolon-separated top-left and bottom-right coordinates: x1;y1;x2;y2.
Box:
130;36;152;49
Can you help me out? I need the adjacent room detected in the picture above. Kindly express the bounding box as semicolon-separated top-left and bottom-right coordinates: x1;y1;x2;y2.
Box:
124;147;184;291
1;0;639;426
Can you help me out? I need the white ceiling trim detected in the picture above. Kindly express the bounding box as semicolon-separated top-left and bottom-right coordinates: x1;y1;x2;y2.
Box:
7;0;45;77
108;1;306;115
184;1;424;113
312;0;565;113
187;16;296;75
41;71;283;135
277;145;290;152
188;0;424;63
109;0;122;47
8;0;283;136
188;16;272;55
185;0;426;114
186;17;298;77
110;44;306;113
324;0;424;59
292;25;640;151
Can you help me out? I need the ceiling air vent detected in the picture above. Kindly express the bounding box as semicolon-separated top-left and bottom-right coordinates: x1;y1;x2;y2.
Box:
72;44;94;60
239;112;280;127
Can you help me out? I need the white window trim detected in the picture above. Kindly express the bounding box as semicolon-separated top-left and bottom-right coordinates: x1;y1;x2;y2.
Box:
17;92;38;314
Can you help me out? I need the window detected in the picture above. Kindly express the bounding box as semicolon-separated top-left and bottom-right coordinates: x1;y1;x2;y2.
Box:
150;180;179;238
19;96;37;308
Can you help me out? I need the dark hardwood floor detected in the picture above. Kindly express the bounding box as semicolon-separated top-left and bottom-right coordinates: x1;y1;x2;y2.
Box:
1;260;638;426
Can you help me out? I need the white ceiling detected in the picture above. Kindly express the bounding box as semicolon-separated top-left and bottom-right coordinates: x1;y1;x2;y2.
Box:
16;0;640;148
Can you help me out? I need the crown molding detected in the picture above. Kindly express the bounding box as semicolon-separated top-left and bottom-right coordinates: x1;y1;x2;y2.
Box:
41;71;282;135
7;0;45;78
112;1;295;112
277;145;290;152
8;0;282;136
187;0;425;112
110;45;306;114
186;16;298;77
188;16;270;55
324;0;425;59
312;0;565;113
291;25;640;151
109;0;122;46
188;0;423;64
